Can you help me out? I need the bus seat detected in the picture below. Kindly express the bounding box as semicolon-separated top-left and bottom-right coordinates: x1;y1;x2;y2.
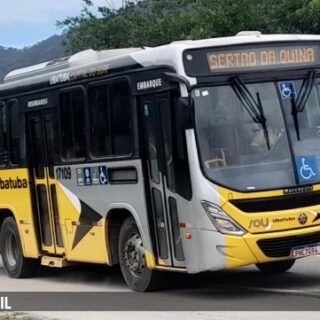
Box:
202;123;238;168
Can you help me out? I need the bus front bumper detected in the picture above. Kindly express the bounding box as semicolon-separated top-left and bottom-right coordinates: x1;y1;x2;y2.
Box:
223;224;320;269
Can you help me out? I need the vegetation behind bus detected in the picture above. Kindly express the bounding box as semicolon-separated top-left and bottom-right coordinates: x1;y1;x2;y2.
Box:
2;0;319;83
58;0;320;53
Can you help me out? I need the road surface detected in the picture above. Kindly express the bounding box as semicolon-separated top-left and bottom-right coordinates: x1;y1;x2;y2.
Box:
1;255;320;318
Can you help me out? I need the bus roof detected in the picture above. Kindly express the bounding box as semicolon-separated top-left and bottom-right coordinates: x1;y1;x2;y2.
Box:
2;32;320;92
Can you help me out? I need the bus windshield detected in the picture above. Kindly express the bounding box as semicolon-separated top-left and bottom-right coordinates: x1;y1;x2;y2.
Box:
194;77;320;191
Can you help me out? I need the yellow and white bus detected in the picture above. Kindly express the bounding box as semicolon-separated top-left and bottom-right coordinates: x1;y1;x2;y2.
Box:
1;31;320;291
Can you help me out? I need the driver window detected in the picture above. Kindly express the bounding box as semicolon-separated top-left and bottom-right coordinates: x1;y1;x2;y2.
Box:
195;83;287;170
196;88;237;169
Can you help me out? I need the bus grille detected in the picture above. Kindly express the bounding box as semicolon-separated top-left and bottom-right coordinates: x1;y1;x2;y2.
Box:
257;231;320;257
230;191;320;213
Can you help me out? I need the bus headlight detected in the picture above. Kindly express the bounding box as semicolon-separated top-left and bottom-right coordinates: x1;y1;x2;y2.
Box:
201;201;246;236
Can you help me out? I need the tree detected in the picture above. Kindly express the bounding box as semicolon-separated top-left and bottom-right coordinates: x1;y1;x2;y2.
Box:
275;0;320;33
57;0;320;53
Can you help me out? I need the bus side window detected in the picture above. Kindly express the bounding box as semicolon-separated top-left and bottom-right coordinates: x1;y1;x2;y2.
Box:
59;88;86;160
7;100;19;165
110;81;132;156
0;102;8;166
88;84;112;157
89;79;132;158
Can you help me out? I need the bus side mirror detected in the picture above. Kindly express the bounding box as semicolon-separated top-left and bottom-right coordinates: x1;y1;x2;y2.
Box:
176;97;194;131
175;97;194;159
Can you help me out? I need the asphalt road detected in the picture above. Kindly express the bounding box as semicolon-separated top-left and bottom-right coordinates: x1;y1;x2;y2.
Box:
1;255;320;315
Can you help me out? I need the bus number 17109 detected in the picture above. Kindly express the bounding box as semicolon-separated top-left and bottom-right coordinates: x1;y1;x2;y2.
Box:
55;167;72;180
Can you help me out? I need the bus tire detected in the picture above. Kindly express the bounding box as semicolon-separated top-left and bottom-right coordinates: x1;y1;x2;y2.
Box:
0;217;39;278
255;259;295;273
118;217;162;292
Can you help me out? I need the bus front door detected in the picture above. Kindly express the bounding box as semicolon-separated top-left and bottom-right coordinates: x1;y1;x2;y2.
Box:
27;111;64;255
141;93;186;268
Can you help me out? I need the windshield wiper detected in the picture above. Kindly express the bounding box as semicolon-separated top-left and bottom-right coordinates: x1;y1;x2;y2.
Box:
232;76;270;150
291;71;316;140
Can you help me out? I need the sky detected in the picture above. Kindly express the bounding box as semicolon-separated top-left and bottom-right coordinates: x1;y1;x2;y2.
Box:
0;0;123;48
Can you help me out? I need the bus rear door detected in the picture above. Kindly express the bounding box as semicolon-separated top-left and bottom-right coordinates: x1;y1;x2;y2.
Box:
27;110;64;255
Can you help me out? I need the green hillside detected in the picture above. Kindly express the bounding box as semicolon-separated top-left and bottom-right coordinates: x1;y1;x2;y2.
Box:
0;35;69;82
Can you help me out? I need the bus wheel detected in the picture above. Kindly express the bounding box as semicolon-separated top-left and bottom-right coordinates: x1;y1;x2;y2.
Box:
119;217;162;292
256;259;295;273
0;217;39;278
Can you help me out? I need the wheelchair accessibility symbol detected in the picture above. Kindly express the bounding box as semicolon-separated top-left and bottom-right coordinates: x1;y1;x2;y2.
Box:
99;166;108;185
296;156;319;183
279;81;296;100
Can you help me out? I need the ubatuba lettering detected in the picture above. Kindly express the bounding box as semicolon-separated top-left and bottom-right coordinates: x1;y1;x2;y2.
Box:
0;177;28;189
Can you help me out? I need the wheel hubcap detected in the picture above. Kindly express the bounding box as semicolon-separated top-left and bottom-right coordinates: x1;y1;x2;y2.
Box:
123;233;146;277
6;233;18;267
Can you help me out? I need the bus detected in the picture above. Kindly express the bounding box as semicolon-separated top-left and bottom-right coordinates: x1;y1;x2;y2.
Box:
1;31;320;291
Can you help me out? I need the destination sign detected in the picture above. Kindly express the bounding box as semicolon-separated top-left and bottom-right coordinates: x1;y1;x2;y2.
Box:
207;46;319;72
183;43;320;76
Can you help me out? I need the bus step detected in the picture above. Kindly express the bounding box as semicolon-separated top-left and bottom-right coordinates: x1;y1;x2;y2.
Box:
41;256;69;268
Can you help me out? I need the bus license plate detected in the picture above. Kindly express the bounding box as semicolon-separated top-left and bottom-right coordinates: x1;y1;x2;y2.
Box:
291;243;320;258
